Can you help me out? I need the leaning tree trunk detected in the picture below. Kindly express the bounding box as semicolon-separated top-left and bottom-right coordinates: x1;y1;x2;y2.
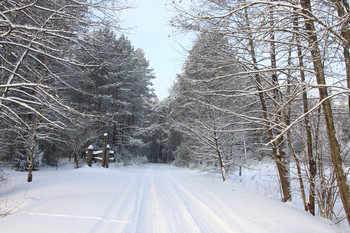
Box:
243;7;292;202
213;130;226;182
244;7;291;202
300;0;350;224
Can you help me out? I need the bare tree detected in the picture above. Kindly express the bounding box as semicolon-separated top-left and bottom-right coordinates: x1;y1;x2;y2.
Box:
0;0;131;181
299;0;350;224
170;0;350;222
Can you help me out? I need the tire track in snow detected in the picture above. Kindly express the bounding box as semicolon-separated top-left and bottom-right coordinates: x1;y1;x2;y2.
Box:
163;169;235;233
87;172;142;233
132;166;175;233
131;166;153;232
130;165;202;233
164;167;264;233
18;169;141;233
25;171;142;233
172;170;271;233
21;211;129;223
174;171;303;232
152;166;202;233
111;171;152;233
143;168;170;232
2;165;340;233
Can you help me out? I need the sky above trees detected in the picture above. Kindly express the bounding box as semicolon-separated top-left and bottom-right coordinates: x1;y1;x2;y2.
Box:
121;0;193;100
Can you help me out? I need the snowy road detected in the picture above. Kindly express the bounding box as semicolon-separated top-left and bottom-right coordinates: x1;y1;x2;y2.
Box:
0;164;344;233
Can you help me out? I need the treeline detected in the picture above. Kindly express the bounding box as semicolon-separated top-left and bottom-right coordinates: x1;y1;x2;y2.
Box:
0;1;171;176
156;0;350;226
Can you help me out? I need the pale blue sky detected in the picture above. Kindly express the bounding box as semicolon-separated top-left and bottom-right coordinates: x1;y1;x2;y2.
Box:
121;0;193;100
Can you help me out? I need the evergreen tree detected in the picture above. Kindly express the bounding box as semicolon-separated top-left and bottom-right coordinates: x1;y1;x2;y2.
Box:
59;28;156;164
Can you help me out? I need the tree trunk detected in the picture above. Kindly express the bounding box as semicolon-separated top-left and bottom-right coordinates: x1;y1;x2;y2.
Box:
214;130;226;182
74;152;79;169
27;53;47;182
300;0;350;224
268;8;291;202
285;28;308;210
27;105;42;183
301;58;316;216
331;0;350;112
244;7;291;202
293;11;316;215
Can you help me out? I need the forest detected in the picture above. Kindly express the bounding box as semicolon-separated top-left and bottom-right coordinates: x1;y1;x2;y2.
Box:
1;0;350;227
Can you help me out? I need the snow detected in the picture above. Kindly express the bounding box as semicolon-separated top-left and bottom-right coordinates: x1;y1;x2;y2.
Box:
93;150;103;155
0;164;348;233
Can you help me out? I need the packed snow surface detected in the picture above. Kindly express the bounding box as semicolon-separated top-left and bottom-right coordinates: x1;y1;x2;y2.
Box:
0;164;346;233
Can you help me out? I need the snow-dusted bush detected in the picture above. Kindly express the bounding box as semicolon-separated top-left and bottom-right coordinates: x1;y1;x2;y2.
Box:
0;168;6;184
13;146;43;171
172;143;192;167
119;149;133;166
117;147;148;166
130;156;148;166
40;144;61;167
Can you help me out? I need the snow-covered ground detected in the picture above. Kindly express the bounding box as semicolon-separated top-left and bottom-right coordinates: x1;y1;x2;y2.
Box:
0;163;348;233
